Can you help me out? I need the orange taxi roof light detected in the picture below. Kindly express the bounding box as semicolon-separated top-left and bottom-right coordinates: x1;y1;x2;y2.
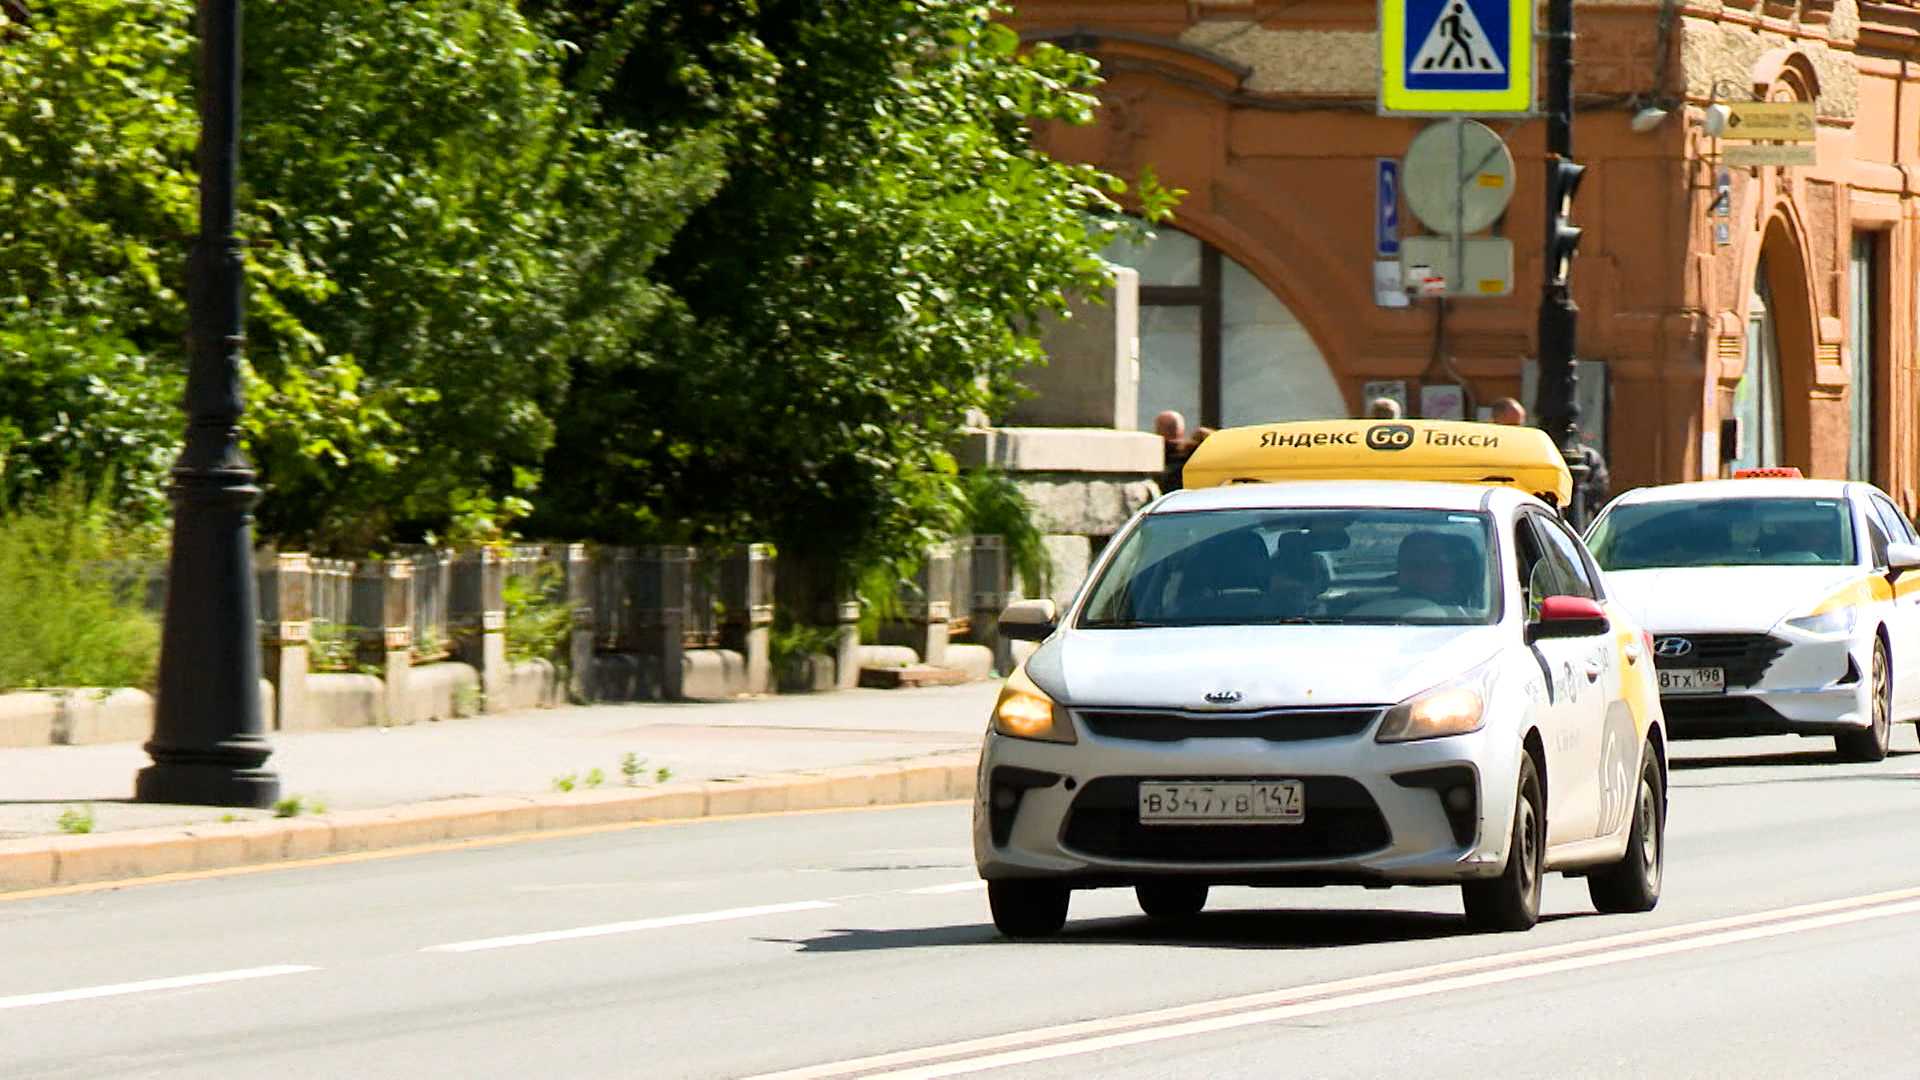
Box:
1731;467;1804;479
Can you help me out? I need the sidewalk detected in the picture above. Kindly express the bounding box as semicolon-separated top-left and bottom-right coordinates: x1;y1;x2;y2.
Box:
0;683;997;890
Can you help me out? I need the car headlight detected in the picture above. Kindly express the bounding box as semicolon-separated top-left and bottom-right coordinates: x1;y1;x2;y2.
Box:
989;667;1076;744
1784;608;1855;635
1377;667;1491;743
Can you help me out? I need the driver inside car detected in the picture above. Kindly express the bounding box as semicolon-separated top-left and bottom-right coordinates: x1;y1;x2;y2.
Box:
1351;530;1480;617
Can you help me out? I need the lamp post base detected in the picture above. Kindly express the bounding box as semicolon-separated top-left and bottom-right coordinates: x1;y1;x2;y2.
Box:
135;758;281;809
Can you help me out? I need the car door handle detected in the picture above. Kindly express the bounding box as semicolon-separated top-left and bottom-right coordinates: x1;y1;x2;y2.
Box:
1583;663;1603;682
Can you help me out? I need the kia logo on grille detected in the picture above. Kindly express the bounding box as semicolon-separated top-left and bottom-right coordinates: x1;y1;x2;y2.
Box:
1653;637;1694;659
1204;690;1245;705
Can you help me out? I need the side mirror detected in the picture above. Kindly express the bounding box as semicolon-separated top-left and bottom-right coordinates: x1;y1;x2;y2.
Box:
997;598;1059;642
1887;542;1920;574
1527;595;1610;641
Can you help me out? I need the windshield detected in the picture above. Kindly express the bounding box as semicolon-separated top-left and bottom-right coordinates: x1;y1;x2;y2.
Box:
1078;508;1500;628
1587;497;1856;570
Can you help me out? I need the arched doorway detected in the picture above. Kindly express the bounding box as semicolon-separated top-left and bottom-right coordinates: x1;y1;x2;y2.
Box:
1730;263;1785;472
1102;219;1343;430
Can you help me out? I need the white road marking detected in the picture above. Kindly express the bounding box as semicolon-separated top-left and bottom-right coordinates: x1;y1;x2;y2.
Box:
425;900;839;953
906;881;986;896
744;885;1920;1080
0;965;320;1013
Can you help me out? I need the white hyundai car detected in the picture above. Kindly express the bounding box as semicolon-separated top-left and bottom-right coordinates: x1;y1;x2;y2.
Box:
1585;474;1920;761
975;420;1667;938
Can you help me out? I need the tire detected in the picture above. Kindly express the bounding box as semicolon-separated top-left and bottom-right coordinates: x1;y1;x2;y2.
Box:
1835;640;1892;763
1587;748;1664;914
1136;882;1209;920
1463;752;1545;932
988;880;1070;939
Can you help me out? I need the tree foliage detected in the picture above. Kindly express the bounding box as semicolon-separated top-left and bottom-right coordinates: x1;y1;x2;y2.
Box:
0;0;198;513
0;0;1144;579
532;1;1141;582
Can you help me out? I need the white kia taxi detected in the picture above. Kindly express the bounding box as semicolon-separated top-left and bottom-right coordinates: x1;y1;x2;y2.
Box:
976;420;1668;938
1585;470;1920;761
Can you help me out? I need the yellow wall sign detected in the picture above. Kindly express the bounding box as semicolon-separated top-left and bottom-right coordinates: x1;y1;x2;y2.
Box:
1723;102;1816;142
1380;0;1534;115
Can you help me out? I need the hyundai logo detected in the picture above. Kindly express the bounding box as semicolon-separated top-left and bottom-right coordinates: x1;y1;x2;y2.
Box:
1204;690;1245;705
1653;637;1694;659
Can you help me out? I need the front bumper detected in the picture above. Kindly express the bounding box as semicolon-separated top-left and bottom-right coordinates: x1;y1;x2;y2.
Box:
973;714;1523;888
1653;630;1871;738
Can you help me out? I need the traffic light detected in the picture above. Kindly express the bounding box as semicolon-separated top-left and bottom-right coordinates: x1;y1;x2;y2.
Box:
1545;156;1586;287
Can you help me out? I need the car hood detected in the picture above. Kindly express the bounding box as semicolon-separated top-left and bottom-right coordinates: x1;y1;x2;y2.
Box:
1602;565;1866;633
1025;624;1506;710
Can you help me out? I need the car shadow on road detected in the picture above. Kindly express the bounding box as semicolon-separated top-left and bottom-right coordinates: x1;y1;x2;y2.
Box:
1671;747;1920;771
776;906;1539;954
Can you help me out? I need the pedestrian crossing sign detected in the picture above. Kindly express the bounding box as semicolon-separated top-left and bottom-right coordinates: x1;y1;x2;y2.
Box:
1380;0;1532;115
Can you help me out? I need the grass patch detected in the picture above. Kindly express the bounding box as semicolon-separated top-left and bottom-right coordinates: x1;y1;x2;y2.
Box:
0;484;162;690
56;805;95;834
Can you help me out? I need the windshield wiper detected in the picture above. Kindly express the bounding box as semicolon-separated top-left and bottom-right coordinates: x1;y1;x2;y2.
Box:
1079;619;1164;630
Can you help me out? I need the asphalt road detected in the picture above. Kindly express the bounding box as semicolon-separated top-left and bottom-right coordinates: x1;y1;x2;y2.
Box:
3;730;1919;1079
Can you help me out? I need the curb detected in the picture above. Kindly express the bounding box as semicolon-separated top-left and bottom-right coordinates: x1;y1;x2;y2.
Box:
0;753;980;895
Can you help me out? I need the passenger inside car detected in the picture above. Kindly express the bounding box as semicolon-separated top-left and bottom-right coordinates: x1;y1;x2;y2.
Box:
1266;533;1330;617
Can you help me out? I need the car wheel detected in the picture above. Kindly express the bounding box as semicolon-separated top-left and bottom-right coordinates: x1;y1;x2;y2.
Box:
988;880;1070;939
1835;640;1892;763
1136;882;1209;920
1587;748;1664;914
1463;752;1544;932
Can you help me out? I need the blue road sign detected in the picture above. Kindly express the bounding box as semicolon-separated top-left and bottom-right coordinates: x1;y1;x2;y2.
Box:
1376;159;1401;259
1380;0;1531;114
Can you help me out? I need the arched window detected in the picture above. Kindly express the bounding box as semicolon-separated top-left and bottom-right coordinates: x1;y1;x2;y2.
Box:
1102;220;1343;430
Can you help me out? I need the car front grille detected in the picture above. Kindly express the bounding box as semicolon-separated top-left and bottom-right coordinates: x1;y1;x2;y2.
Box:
1060;776;1391;863
1075;707;1383;744
1652;632;1787;688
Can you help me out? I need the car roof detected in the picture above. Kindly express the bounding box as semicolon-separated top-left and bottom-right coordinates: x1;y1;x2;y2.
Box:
1608;478;1861;507
1154;479;1533;515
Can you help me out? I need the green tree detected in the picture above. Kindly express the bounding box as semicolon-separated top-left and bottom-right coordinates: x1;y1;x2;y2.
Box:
0;0;199;516
533;1;1146;587
240;0;725;550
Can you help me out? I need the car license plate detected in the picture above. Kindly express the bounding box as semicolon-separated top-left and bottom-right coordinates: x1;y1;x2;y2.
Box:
1137;781;1305;825
1659;667;1725;695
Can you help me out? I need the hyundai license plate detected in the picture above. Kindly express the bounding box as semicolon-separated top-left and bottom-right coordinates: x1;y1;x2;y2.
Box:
1659;667;1725;695
1138;781;1305;825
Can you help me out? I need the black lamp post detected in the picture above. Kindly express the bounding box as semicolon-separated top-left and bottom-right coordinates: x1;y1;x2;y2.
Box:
1534;0;1591;525
136;0;281;808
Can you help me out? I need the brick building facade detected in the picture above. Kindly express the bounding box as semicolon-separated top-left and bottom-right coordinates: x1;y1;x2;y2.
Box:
1012;0;1920;511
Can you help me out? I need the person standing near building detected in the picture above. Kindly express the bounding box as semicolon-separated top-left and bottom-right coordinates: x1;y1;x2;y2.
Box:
1488;397;1610;515
1368;397;1403;419
1155;410;1190;492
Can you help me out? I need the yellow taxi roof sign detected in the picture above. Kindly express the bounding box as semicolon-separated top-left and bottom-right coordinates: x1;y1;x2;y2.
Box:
1181;419;1574;507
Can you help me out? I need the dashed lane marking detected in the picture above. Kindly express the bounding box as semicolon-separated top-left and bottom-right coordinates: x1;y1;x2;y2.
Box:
0;965;321;1013
425;900;839;953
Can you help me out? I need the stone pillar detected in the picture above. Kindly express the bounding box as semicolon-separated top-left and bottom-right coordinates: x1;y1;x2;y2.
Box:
832;598;862;690
256;552;311;732
633;545;691;700
966;536;1013;675
554;543;594;703
352;558;414;724
881;541;953;666
720;544;775;694
1007;267;1141;429
452;547;506;712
